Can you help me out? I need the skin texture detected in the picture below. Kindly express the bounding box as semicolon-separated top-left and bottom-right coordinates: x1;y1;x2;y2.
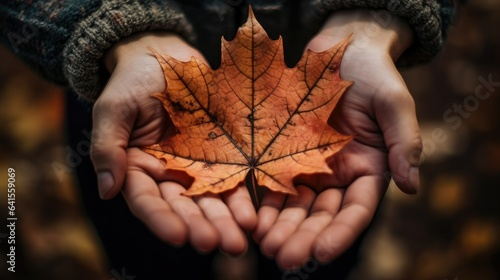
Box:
254;10;421;269
93;33;256;255
90;9;422;267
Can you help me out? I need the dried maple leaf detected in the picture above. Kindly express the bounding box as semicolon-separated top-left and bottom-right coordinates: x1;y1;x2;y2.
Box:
143;8;353;199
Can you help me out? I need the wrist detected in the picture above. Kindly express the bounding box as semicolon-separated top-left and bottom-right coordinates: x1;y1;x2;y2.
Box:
103;32;201;73
308;9;414;61
99;32;203;101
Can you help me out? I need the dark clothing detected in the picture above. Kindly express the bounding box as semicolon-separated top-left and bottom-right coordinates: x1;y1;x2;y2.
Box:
1;0;455;101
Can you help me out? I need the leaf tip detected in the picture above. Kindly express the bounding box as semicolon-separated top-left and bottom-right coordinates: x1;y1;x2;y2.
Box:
147;46;171;66
147;46;160;58
181;189;198;197
243;5;261;32
247;5;255;19
288;188;299;196
346;134;355;143
336;34;352;55
151;91;164;100
248;5;255;17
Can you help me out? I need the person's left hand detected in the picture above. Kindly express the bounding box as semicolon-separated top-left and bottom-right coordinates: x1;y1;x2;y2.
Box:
252;10;422;269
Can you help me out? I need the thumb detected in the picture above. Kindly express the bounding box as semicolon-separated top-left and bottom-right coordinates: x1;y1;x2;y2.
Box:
374;86;422;194
91;94;135;199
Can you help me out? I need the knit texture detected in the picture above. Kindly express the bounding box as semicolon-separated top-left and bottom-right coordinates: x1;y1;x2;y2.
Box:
1;0;456;100
0;0;101;85
302;0;457;66
64;0;193;101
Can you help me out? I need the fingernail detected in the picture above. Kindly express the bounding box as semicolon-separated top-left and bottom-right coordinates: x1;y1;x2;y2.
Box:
282;262;298;271
314;246;332;263
409;167;420;193
98;171;114;199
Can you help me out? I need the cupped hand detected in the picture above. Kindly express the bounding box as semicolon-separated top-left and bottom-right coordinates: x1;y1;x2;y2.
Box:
253;10;422;269
90;32;256;255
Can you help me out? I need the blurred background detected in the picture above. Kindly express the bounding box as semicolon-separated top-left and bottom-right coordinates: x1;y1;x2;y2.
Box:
0;1;499;279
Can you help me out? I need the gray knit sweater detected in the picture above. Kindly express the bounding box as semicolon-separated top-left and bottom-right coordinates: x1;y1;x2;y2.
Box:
0;0;455;101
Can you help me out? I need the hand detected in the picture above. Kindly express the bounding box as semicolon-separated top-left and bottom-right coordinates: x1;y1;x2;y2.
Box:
90;33;256;255
253;10;422;269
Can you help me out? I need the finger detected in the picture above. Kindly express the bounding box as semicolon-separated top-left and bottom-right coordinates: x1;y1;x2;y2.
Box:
128;148;242;254
160;183;219;253
252;190;287;243
275;188;343;269
260;186;316;258
91;90;135;199
374;85;422;193
124;148;218;249
195;194;248;256
122;168;187;246
221;184;257;232
313;175;386;263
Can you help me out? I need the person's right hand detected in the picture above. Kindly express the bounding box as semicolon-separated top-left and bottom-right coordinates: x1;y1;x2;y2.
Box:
90;33;257;255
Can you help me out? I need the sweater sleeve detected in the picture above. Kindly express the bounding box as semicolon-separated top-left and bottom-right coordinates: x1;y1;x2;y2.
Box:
0;0;194;101
301;0;457;66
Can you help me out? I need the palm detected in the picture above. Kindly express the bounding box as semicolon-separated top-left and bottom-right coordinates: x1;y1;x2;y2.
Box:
325;51;397;188
91;34;256;255
335;48;420;192
253;40;420;269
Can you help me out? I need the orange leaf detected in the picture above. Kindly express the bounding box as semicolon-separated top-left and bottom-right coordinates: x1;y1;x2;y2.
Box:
143;7;353;201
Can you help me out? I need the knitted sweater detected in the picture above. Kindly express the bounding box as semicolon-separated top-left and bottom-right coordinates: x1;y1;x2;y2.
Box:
0;0;456;101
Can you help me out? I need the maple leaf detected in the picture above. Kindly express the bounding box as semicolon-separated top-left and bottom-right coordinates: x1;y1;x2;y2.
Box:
142;8;353;200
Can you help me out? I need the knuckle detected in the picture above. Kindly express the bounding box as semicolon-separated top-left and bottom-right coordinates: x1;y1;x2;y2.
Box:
407;129;423;166
89;144;105;163
377;84;414;110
